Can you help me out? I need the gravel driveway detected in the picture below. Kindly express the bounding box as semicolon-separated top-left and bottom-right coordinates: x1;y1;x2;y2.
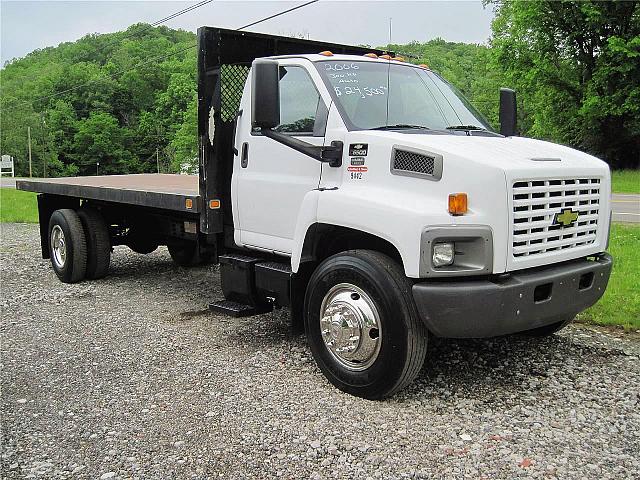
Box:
1;223;639;479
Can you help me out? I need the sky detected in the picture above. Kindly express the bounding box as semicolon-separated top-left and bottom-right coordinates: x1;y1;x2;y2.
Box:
1;0;495;64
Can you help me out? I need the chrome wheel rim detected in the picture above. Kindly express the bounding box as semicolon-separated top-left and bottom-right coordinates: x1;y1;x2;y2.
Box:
51;225;67;269
319;283;382;371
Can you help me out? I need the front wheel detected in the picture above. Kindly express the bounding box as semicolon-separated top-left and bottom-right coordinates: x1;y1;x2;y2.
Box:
304;250;428;399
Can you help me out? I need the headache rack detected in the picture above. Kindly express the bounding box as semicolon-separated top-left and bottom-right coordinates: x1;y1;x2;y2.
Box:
196;27;390;243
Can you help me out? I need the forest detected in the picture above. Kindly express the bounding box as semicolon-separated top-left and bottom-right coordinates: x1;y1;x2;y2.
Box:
1;0;638;177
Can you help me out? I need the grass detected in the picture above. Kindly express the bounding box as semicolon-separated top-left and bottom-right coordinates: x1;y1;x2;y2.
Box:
0;187;638;329
0;189;38;223
611;169;639;194
578;223;640;330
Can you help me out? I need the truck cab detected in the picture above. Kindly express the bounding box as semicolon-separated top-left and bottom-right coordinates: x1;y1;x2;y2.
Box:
233;53;611;278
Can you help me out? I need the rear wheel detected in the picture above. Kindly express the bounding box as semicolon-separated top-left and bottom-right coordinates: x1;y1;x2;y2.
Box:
48;209;87;283
304;250;428;399
78;207;111;279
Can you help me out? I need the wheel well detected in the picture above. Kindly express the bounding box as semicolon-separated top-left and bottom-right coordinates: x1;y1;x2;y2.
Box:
290;224;405;335
300;223;403;270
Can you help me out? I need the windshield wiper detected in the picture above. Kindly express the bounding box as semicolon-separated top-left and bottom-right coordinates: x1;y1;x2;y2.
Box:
445;124;487;131
371;124;431;130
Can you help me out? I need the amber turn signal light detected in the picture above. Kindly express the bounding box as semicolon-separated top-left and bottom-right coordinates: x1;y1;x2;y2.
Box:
448;193;468;216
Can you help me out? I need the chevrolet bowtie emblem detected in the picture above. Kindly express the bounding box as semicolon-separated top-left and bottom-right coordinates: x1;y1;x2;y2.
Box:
553;208;579;227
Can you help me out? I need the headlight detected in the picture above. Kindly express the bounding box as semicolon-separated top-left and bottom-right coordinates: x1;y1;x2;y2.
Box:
421;226;493;277
432;242;455;267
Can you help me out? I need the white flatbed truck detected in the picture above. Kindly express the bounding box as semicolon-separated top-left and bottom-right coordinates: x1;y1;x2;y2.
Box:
18;27;613;399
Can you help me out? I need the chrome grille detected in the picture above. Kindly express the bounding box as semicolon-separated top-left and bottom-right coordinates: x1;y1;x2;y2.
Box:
393;150;435;175
512;178;601;258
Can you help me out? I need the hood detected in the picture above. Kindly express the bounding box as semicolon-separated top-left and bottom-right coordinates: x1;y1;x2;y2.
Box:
357;131;607;172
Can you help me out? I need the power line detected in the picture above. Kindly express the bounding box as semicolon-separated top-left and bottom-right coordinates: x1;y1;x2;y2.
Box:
3;0;321;112
1;0;216;111
106;1;218;49
88;0;216;54
238;0;319;30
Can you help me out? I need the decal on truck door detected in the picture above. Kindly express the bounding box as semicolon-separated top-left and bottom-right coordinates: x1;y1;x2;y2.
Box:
349;143;368;156
347;165;368;180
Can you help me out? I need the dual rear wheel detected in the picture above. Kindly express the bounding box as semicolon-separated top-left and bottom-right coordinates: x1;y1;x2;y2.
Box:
48;208;204;283
48;208;111;283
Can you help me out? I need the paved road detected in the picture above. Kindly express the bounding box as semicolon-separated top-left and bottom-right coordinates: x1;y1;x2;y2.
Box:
612;194;640;224
0;177;20;188
2;176;638;223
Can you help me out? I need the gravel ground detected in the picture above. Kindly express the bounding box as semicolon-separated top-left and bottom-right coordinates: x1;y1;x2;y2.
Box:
1;222;639;479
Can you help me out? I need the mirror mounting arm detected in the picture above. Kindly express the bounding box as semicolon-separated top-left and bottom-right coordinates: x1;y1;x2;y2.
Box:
261;129;342;167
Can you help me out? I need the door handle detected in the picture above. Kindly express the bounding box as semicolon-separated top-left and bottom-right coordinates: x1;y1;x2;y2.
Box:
241;142;249;168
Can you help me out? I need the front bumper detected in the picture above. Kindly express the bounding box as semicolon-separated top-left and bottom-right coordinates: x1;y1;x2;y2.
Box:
412;253;613;338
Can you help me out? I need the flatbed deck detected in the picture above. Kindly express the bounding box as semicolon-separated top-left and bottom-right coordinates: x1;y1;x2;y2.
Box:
17;174;200;213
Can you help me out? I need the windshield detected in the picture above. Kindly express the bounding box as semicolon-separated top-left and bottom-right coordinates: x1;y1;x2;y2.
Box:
316;60;492;132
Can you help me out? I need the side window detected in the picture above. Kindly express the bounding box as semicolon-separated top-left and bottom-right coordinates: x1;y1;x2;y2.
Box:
276;66;320;134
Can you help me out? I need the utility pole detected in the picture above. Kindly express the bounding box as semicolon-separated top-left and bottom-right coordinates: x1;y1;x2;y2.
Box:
41;113;48;178
27;126;33;177
156;124;161;174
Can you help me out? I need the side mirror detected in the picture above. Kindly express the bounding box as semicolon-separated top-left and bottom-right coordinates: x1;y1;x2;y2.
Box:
499;88;517;137
251;59;280;129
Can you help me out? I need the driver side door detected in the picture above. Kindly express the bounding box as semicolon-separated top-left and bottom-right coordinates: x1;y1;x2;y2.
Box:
234;61;328;255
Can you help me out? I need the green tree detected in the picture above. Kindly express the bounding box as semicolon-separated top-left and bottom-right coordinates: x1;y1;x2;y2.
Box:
1;25;197;177
488;0;640;168
388;39;505;128
169;97;198;173
73;112;132;175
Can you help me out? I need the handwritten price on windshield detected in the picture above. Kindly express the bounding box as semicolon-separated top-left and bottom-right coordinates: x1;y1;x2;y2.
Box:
333;85;387;98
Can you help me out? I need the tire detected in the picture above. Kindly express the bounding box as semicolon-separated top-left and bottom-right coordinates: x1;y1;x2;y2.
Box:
48;209;87;283
168;244;200;267
78;208;111;279
523;315;575;337
304;250;428;400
